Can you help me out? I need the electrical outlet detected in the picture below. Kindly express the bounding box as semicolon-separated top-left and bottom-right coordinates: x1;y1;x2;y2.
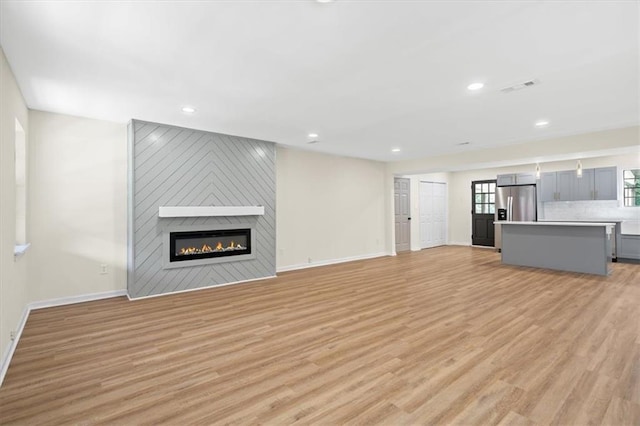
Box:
10;331;16;341
100;264;108;275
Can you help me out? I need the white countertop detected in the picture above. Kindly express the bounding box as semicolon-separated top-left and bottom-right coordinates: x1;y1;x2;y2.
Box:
496;221;616;227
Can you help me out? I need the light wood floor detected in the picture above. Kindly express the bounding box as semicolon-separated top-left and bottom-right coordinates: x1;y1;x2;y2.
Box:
1;246;639;425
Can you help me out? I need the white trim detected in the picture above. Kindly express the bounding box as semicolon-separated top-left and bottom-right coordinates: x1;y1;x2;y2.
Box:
276;252;390;273
159;206;265;218
127;275;277;301
0;306;29;387
13;243;31;257
448;242;471;246
471;245;497;250
29;290;128;310
0;290;127;388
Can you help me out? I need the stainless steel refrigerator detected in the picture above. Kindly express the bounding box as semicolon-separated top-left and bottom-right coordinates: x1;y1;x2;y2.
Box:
494;184;537;251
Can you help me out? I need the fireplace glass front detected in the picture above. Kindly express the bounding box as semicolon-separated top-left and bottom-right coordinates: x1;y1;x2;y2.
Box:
169;228;251;262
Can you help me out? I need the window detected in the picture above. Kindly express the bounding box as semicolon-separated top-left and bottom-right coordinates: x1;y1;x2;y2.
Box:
15;118;28;255
473;181;496;214
623;169;640;207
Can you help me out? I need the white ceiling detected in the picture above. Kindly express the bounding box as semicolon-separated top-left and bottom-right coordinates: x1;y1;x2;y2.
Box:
1;1;638;162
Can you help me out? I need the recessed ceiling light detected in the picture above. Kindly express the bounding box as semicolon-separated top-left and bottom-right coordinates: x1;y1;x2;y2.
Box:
181;106;196;114
467;82;484;91
535;120;549;127
317;0;334;3
391;148;401;153
308;133;319;138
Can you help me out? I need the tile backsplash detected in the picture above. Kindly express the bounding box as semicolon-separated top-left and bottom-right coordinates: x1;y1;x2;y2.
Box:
542;200;640;221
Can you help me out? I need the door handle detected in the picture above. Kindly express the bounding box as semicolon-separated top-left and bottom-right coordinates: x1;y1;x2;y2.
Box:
408;217;411;220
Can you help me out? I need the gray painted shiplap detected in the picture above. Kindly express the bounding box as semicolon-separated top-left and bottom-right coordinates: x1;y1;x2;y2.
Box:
128;120;276;298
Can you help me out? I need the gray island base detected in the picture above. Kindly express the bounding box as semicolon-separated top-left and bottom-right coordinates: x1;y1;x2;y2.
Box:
499;222;616;276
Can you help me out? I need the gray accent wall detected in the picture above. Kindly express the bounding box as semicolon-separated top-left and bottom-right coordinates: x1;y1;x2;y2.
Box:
127;120;276;298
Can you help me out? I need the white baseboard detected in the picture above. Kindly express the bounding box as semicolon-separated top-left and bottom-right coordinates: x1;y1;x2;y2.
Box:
471;245;497;250
127;275;277;301
29;289;128;310
0;305;29;388
276;252;390;273
448;242;471;246
0;289;127;388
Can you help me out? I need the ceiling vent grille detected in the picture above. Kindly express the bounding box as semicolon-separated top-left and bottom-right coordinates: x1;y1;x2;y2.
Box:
500;79;540;94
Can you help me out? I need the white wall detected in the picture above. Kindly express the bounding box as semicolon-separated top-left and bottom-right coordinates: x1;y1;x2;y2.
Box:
276;147;387;270
0;48;29;368
447;154;640;245
28;111;127;301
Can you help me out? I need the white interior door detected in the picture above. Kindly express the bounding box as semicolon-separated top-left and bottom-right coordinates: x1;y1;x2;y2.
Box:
433;182;447;246
420;181;447;248
394;178;411;252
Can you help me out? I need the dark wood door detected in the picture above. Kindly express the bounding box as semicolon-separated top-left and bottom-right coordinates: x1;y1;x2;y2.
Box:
471;180;496;246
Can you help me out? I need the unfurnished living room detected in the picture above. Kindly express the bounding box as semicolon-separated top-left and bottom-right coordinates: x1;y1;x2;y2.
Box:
1;1;639;425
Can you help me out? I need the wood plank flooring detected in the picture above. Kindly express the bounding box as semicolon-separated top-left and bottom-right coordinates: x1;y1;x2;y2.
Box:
1;246;639;425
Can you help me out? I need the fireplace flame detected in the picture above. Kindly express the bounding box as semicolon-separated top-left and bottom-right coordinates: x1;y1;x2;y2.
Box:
176;240;246;256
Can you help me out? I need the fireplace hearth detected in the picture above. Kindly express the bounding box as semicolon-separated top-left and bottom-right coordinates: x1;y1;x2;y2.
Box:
169;228;251;263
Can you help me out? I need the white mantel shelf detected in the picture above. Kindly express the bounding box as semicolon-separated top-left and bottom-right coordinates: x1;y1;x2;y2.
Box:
159;206;265;218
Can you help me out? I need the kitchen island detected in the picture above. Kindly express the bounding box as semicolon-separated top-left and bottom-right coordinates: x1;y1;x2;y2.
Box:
499;221;616;276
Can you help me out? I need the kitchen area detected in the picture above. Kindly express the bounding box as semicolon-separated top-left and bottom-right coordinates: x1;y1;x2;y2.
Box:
493;166;640;275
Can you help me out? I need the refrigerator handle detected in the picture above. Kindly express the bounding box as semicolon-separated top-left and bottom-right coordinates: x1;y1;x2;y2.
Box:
507;196;513;221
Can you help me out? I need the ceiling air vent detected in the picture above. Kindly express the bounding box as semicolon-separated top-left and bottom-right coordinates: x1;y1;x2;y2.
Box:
500;79;540;94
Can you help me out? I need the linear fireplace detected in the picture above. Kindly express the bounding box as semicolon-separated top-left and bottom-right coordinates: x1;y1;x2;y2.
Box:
163;224;257;269
170;228;251;262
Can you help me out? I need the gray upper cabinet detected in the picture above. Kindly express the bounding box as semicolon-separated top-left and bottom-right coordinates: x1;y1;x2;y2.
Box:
515;173;536;185
540;170;574;201
538;166;618;202
497;173;536;187
557;171;575;201
594;167;617;200
540;172;557;202
497;174;516;186
573;168;595;201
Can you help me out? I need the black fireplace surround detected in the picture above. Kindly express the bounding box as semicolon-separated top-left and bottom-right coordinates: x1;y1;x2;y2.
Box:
169;228;251;262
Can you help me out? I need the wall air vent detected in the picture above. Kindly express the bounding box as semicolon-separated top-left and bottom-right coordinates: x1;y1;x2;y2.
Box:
500;79;540;94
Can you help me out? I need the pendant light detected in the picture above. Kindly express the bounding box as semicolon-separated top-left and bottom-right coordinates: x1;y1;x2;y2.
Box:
576;160;583;178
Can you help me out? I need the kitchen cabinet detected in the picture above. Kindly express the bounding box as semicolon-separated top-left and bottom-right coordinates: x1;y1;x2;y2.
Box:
497;173;536;187
539;167;617;202
557;171;574;201
619;235;640;260
594;167;617;200
539;172;557;202
540;171;574;201
574;168;595;200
